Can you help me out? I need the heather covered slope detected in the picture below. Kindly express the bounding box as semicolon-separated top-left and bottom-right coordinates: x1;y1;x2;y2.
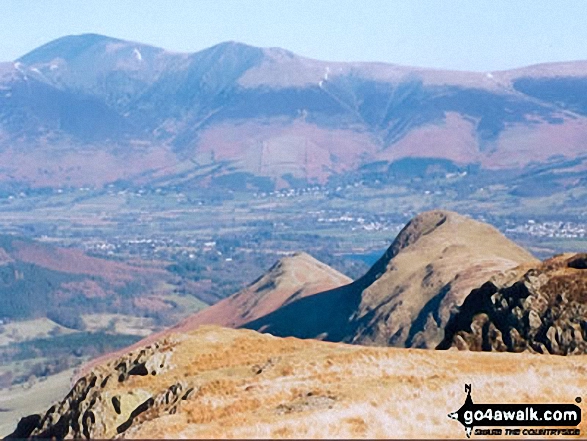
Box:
244;210;538;348
438;253;587;354
7;326;586;439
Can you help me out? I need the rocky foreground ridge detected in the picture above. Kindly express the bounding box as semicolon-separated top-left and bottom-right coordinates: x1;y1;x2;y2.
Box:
6;326;587;439
439;253;587;354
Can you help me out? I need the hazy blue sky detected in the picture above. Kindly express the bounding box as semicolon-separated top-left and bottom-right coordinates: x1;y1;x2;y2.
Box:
1;0;586;71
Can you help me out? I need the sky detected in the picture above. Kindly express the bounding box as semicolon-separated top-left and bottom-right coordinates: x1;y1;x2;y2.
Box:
1;0;587;71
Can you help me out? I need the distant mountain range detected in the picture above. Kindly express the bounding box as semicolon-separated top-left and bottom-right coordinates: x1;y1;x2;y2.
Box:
2;34;587;189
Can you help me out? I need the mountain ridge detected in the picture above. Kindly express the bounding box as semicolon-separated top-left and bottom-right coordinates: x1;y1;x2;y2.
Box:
14;33;587;76
79;210;539;376
3;34;587;188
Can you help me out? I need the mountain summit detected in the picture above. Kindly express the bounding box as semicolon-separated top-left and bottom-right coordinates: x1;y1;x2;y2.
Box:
17;34;129;65
167;251;352;331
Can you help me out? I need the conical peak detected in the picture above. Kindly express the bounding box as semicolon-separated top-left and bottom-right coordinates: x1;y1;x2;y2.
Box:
390;210;454;257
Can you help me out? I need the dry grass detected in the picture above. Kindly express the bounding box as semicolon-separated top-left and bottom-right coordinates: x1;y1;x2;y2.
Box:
107;326;587;439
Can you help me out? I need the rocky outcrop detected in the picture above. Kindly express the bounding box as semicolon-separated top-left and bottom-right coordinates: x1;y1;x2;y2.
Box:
438;253;587;354
5;337;180;439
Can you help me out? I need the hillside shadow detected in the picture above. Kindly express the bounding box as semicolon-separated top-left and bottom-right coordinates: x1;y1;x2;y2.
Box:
241;281;362;342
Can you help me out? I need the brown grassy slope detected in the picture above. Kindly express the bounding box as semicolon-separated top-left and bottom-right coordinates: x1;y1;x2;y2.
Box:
79;252;351;374
175;252;352;329
12;326;586;439
244;210;538;348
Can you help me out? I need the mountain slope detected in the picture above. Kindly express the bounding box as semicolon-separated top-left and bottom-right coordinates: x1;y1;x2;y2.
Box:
3;34;587;188
171;251;352;329
0;235;204;435
16;34;176;112
244;210;538;348
438;253;587;354
78;252;351;374
0;235;169;323
7;326;586;439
